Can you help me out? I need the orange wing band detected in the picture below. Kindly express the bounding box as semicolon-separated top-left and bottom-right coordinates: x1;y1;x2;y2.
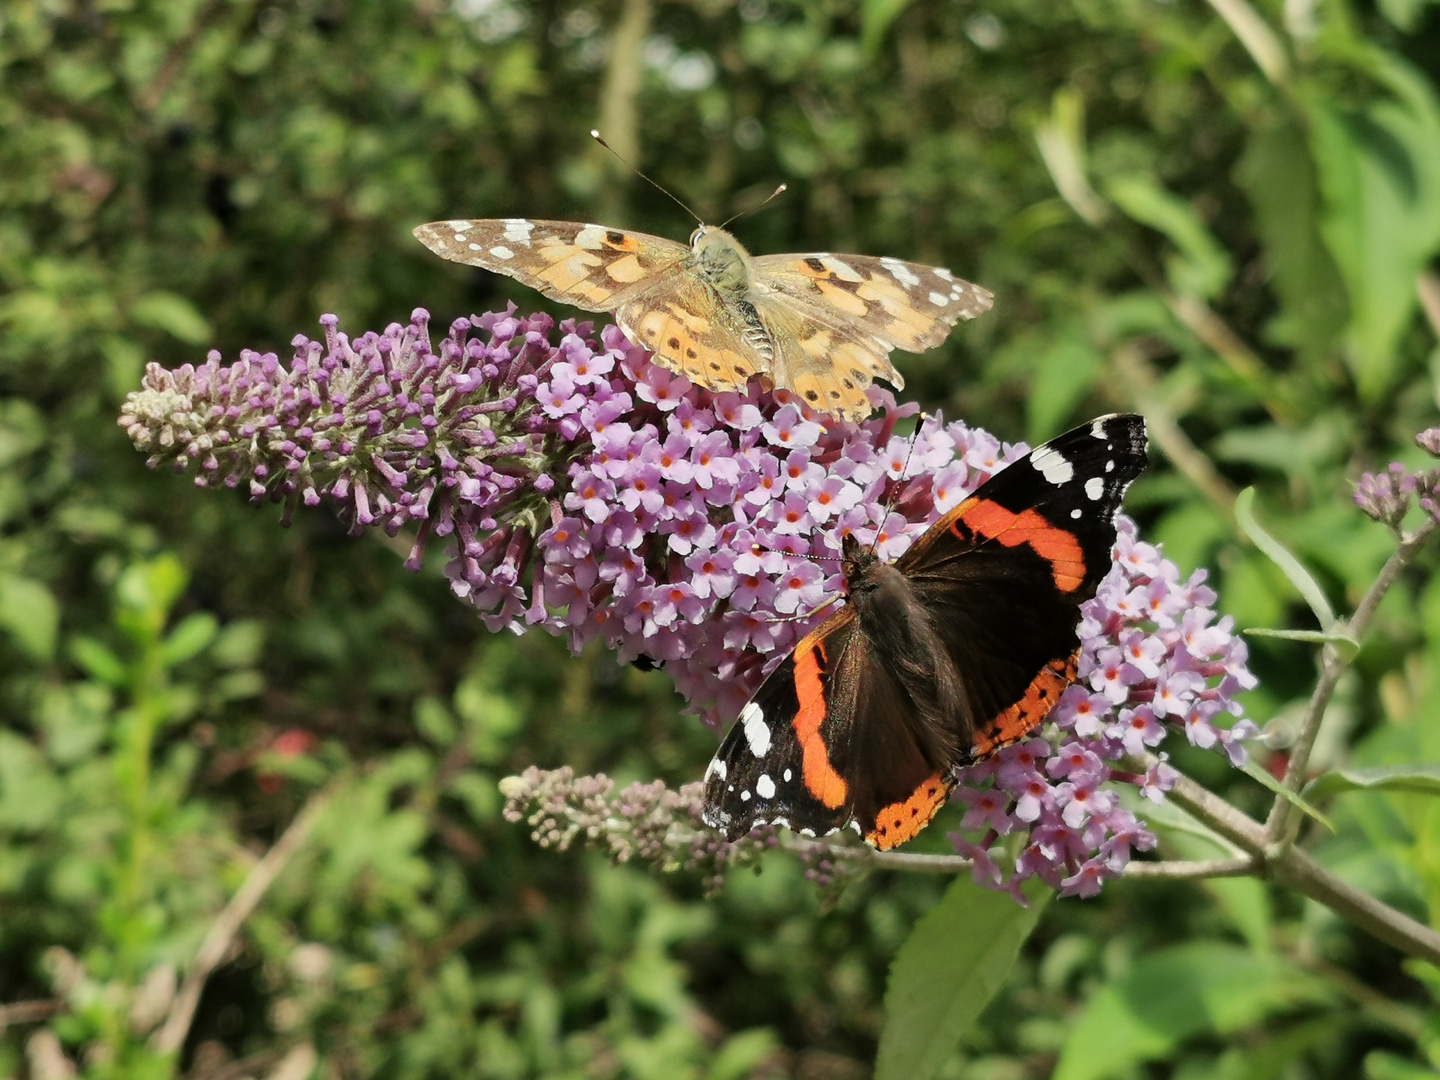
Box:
970;653;1079;760
791;639;849;810
952;499;1087;593
864;773;953;850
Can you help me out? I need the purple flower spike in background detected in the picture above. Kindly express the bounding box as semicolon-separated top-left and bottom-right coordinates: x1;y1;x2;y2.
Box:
121;308;1257;898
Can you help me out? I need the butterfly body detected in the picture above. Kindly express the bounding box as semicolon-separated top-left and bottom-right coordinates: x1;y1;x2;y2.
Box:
701;414;1149;850
413;217;992;421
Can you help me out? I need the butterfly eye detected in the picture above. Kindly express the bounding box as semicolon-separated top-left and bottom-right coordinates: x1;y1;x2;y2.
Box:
689;226;706;247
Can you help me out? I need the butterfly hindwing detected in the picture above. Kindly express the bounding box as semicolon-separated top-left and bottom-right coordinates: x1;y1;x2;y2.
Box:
702;605;956;850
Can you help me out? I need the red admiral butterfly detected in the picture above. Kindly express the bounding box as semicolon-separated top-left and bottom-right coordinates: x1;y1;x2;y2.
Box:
701;414;1148;850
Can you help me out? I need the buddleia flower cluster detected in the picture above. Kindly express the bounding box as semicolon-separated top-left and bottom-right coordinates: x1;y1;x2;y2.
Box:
119;307;1256;896
1352;427;1440;529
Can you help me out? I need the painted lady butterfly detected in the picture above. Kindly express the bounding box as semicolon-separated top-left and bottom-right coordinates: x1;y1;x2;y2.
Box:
413;218;993;422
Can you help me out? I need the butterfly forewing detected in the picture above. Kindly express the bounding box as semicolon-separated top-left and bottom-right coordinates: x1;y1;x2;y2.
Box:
900;414;1149;758
701;610;953;850
753;253;993;353
413;219;691;311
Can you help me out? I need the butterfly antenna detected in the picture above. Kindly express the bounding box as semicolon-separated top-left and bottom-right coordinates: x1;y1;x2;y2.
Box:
871;413;932;559
718;183;788;231
591;129;705;226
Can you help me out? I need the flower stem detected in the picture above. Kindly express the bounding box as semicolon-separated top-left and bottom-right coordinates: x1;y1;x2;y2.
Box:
1264;516;1440;845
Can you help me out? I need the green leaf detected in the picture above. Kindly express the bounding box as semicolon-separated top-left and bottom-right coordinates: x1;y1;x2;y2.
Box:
1304;764;1440;802
0;731;64;832
1306;56;1440;401
160;612;219;666
128;291;212;345
1239;758;1335;833
0;574;58;661
875;876;1048;1080
1234;487;1337;632
708;1028;779;1080
1234;120;1348;363
1053;943;1336;1080
860;0;914;56
69;635;128;687
1104;174;1232;299
1026;332;1103;445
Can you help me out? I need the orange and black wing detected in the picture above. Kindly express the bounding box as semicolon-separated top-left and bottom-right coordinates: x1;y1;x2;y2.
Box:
899;414;1149;760
700;608;953;851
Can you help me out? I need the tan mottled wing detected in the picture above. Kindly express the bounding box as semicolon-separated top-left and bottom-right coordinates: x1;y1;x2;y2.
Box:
750;253;993;421
614;278;771;393
414;218;773;392
413;218;692;312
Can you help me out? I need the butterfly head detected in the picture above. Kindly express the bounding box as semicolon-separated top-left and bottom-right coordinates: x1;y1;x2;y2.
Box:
689;225;754;296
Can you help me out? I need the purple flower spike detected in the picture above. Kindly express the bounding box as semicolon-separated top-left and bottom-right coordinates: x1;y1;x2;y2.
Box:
950;521;1256;898
121;308;1258;900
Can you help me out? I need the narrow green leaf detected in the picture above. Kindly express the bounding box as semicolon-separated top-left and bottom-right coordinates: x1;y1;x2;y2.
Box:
159;612;219;666
1304;764;1440;802
69;635;128;687
1239;758;1335;832
1104;173;1233;298
1243;627;1359;649
876;876;1048;1080
1234;488;1337;631
129;290;213;345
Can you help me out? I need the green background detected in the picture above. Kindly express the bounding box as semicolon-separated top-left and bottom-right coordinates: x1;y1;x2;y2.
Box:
4;0;1440;1076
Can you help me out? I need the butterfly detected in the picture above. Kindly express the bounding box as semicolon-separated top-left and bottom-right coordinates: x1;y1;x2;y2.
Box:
412;218;992;422
701;414;1149;850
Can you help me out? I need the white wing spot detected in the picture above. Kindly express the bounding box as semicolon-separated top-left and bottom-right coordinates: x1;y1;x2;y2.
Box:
467;242;483;251
929;290;950;307
1090;419;1108;438
934;267;955;282
881;257;921;288
783;768;792;782
575;225;607;250
705;758;727;782
740;789;751;801
741;702;771;757
451;232;468;244
1106;459;1115;472
769;816;790;829
818;255;863;282
1030;446;1074;485
1085;476;1106;501
445;219;473;230
502;219;534;245
489;245;515;260
756;774;776;799
799;828;816;837
1071;508;1083;519
849;820;863;836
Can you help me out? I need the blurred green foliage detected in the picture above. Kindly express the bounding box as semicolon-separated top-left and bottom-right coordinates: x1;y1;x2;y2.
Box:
4;0;1440;1076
